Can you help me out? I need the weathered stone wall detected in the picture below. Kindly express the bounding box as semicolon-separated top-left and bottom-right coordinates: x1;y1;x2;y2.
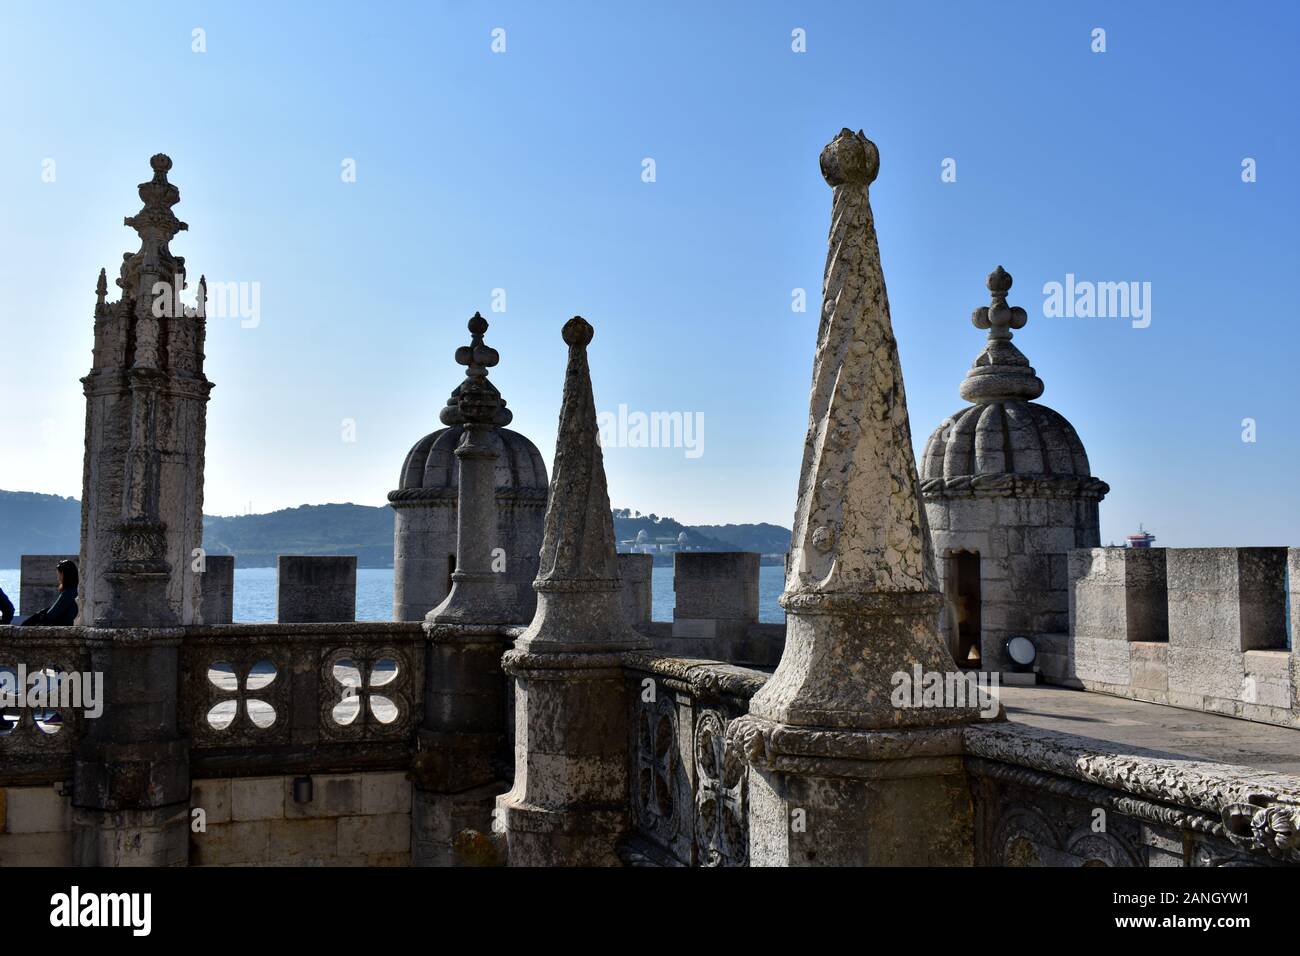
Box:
1069;546;1296;727
189;772;411;866
392;498;457;621
18;554;79;618
392;493;546;624
927;493;1100;674
668;552;764;662
0;785;73;865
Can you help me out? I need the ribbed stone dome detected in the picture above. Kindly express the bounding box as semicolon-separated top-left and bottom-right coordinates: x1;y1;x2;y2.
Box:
389;426;548;502
922;401;1090;480
918;266;1107;500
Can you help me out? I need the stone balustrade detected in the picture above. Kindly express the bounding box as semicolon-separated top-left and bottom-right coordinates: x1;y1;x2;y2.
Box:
622;650;1300;868
4;624;1297;867
0;622;424;784
620;652;768;867
1068;546;1296;727
0;626;94;783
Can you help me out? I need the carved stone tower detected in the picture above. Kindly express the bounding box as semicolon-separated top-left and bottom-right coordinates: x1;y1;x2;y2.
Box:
79;154;213;627
920;268;1108;677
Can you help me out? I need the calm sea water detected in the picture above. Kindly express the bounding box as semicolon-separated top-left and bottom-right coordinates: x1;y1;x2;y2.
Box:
0;565;787;624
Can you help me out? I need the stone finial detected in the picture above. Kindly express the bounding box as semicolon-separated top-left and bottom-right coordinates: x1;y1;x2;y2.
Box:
94;268;108;316
819;128;879;187
118;153;188;299
439;312;512;429
959;265;1044;403
196;274;207;317
972;266;1024;340
515;316;645;652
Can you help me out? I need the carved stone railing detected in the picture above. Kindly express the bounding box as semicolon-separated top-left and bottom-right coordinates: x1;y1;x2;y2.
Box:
965;722;1300;867
619;655;1300;868
0;626;95;784
621;653;768;867
180;622;425;776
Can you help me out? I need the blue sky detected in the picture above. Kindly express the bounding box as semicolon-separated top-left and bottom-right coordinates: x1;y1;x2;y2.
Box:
1;1;1296;547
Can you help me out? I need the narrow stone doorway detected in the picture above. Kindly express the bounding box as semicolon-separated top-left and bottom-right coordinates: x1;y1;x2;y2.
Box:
950;551;981;668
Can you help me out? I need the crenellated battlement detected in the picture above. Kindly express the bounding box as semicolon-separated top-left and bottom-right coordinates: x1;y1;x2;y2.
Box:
615;551;786;667
1068;546;1297;727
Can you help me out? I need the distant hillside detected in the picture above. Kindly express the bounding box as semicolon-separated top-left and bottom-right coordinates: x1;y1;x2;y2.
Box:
0;491;80;565
612;510;790;565
0;491;790;569
202;504;393;568
687;522;791;555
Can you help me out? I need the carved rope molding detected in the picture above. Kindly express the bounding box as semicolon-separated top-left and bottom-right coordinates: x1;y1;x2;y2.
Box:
921;473;1110;501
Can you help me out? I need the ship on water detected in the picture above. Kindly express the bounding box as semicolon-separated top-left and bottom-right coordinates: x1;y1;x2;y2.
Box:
1126;525;1157;548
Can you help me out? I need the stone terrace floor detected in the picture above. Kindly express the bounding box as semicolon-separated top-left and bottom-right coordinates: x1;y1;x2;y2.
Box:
1000;685;1300;776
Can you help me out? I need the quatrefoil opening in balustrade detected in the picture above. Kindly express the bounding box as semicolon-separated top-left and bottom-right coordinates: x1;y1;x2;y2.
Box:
637;706;676;823
0;665;66;737
330;658;400;727
205;660;278;731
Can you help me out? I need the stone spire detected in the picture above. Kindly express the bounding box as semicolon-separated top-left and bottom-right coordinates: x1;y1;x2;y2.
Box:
959;266;1044;403
427;313;515;624
495;316;646;867
747;127;982;731
729;128;987;867
515;316;646;652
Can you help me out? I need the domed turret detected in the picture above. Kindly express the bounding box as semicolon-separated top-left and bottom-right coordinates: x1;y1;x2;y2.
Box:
388;321;548;622
393;426;547;500
921;267;1107;677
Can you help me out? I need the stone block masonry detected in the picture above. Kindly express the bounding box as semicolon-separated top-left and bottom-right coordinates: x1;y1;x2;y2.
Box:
189;772;411;866
671;552;760;658
277;555;357;623
0;785;74;865
1068;546;1297;728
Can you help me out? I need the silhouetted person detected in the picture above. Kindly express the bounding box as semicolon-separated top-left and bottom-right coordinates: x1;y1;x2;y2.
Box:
0;587;13;624
19;560;78;626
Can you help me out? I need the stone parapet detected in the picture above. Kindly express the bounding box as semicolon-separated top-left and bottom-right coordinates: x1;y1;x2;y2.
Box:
672;552;759;624
1068;546;1296;728
617;553;654;627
